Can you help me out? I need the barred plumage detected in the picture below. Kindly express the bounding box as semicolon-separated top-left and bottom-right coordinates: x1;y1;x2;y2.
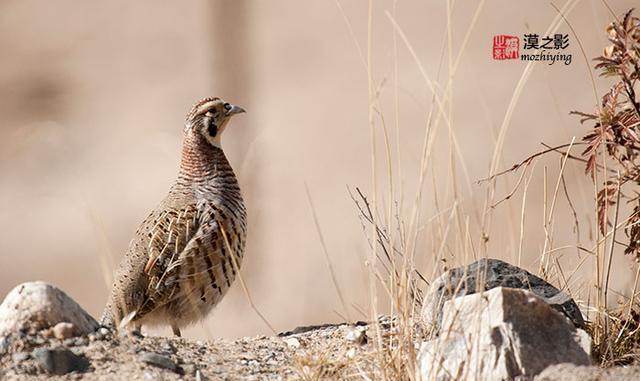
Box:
101;97;247;336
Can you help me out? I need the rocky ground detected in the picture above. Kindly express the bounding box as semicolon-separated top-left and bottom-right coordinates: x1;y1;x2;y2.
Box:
3;263;640;380
3;323;640;381
0;321;386;381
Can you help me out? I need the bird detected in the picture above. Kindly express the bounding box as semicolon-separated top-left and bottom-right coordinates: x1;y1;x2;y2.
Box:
101;97;247;337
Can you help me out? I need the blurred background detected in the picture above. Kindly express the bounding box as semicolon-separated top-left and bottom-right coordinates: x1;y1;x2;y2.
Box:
1;0;639;339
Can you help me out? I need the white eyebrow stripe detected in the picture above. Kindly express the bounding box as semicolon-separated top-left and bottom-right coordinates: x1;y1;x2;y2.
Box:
198;101;218;114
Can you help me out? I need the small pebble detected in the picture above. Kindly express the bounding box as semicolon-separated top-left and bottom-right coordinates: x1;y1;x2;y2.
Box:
0;336;10;354
63;338;76;347
160;341;176;355
196;369;206;381
182;363;196;376
139;351;177;372
32;348;90;375
12;351;30;362
283;337;300;348
129;346;142;354
63;336;88;347
53;322;75;340
344;326;367;345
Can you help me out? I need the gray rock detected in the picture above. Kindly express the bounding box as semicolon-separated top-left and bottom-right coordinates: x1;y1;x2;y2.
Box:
535;363;640;381
0;282;98;337
139;351;177;372
32;347;90;375
422;258;585;333
11;351;30;362
417;287;591;381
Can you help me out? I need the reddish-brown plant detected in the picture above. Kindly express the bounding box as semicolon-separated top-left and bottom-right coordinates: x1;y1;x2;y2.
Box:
572;9;640;260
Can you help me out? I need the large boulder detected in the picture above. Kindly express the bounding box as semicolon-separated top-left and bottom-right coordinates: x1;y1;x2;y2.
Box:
417;287;591;381
0;281;98;338
534;363;640;381
422;258;585;333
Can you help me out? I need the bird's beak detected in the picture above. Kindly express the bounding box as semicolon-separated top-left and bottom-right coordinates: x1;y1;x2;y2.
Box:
226;104;246;116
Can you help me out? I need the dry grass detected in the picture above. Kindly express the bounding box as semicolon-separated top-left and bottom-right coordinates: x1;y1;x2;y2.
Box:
321;3;640;380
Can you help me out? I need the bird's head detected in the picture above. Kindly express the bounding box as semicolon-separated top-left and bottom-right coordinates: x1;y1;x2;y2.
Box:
185;97;246;147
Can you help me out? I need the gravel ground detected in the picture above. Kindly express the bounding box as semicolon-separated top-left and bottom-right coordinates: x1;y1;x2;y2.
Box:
4;319;639;380
0;321;382;380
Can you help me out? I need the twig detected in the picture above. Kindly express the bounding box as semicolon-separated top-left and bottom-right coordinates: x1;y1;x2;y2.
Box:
219;223;276;335
490;160;532;209
305;183;352;322
477;142;588;183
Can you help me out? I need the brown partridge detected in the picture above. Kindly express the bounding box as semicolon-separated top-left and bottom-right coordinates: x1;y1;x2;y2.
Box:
101;97;247;336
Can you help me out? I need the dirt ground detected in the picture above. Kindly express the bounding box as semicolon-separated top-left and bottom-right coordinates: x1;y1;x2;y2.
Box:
0;321;385;381
3;312;640;380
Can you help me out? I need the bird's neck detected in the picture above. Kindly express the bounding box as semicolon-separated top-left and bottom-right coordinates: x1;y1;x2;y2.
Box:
178;130;231;181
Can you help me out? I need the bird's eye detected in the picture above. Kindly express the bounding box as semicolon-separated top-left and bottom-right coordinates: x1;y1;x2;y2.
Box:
223;103;232;111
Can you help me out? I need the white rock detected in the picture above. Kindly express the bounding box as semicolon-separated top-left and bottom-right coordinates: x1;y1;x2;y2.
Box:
0;281;98;337
346;348;356;359
344;326;367;344
417;287;591;381
52;322;75;339
283;337;300;348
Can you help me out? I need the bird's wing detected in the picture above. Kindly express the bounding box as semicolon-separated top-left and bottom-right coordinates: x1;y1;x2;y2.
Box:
136;202;235;320
134;204;202;318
